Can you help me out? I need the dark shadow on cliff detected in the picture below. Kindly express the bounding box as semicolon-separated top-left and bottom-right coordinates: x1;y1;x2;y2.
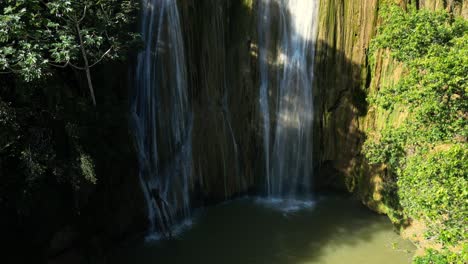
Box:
177;0;260;203
312;39;370;193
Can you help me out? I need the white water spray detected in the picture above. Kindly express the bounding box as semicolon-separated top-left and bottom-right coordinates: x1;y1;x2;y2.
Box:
258;0;319;200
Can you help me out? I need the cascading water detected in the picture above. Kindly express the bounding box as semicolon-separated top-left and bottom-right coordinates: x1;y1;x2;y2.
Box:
131;0;193;238
258;0;272;197
258;0;319;202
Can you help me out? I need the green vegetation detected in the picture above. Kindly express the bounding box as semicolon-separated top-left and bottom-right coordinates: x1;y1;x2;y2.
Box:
0;0;137;197
414;247;468;264
400;146;467;245
0;0;138;105
0;1;139;258
364;4;467;261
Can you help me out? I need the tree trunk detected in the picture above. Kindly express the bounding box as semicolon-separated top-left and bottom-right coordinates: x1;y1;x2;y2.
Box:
76;23;97;106
84;67;96;106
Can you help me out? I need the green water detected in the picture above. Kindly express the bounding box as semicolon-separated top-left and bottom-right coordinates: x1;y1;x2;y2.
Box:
111;196;415;264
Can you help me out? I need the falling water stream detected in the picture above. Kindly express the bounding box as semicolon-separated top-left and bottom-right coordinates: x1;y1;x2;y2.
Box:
131;0;193;239
133;0;321;238
259;0;319;201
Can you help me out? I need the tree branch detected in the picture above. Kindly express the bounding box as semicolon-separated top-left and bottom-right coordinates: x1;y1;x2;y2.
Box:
99;3;112;40
78;5;87;23
69;61;85;71
49;60;85;71
49;61;70;68
46;58;95;72
88;46;113;68
75;21;97;106
4;66;20;73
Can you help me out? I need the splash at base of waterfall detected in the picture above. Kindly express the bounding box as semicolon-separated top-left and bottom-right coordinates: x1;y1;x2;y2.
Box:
144;219;194;242
144;195;317;241
255;197;316;213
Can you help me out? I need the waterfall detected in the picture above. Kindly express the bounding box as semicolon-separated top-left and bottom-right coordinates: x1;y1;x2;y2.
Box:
258;0;272;196
258;0;319;200
131;0;192;238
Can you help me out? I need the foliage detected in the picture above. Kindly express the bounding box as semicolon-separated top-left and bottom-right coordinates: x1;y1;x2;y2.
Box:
370;5;466;62
364;126;408;170
0;96;97;198
364;3;468;252
0;0;136;258
0;0;139;103
414;246;468;264
399;145;467;244
0;62;132;256
80;152;97;184
66;122;97;187
0;101;19;152
1;97;57;185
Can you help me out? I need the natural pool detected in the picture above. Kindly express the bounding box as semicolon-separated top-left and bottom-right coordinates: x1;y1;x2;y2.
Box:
111;196;415;264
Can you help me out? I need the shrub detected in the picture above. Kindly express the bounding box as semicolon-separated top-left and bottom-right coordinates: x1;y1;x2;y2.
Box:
364;4;468;252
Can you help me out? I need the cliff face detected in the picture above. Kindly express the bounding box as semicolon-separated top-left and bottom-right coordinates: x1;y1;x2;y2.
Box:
124;0;468;229
178;0;260;201
313;0;467;212
174;0;467;206
313;0;378;193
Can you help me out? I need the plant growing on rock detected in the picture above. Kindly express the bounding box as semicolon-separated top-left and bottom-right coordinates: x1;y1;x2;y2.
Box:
364;4;468;261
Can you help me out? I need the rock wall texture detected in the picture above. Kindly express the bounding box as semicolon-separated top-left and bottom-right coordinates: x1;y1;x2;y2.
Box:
314;0;467;212
178;0;260;202
176;0;467;208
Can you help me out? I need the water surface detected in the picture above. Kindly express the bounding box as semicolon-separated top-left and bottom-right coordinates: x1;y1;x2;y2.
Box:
111;196;415;264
